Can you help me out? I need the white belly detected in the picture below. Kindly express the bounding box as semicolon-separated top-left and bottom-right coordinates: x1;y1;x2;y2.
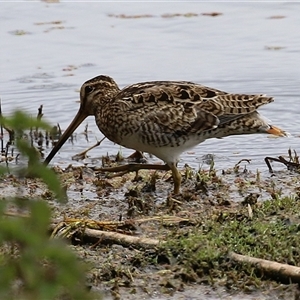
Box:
119;134;206;164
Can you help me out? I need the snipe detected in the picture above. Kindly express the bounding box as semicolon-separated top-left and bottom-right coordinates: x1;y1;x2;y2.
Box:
45;75;286;194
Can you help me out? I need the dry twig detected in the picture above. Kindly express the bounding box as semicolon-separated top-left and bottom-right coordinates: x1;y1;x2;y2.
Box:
229;251;300;283
72;136;106;161
265;154;300;172
94;163;170;178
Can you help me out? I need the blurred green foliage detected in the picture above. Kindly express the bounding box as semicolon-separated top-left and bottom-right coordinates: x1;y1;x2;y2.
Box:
0;111;94;300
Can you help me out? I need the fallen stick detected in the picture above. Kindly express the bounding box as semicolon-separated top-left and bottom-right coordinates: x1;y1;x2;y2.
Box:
84;227;162;249
228;251;300;283
49;218;163;249
94;163;170;179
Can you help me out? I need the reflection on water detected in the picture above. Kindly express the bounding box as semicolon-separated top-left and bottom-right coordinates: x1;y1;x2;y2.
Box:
1;2;299;172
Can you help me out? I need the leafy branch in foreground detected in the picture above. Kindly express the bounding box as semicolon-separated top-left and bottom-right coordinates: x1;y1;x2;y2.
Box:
0;111;95;300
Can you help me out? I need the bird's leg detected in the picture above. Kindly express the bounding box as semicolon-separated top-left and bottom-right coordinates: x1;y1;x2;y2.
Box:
168;162;181;194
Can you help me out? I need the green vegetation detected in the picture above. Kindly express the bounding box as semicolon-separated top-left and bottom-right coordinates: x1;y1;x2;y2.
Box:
0;111;94;300
159;194;300;289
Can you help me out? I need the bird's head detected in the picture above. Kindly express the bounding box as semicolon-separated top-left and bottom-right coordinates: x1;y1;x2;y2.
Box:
44;75;120;165
79;75;120;115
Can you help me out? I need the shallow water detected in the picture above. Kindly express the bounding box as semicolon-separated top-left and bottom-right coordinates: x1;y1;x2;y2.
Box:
1;2;299;171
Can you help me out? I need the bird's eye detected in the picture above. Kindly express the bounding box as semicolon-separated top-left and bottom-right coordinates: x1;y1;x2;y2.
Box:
85;85;94;94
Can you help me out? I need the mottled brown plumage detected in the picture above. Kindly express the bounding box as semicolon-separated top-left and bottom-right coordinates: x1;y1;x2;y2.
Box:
45;75;286;194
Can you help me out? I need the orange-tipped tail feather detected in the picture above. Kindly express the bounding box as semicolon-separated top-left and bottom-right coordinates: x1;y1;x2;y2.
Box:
267;125;287;137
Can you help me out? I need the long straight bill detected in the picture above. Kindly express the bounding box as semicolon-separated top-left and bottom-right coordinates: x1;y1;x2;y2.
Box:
44;110;88;165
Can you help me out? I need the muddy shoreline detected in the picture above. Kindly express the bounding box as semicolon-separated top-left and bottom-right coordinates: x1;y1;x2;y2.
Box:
1;149;300;299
